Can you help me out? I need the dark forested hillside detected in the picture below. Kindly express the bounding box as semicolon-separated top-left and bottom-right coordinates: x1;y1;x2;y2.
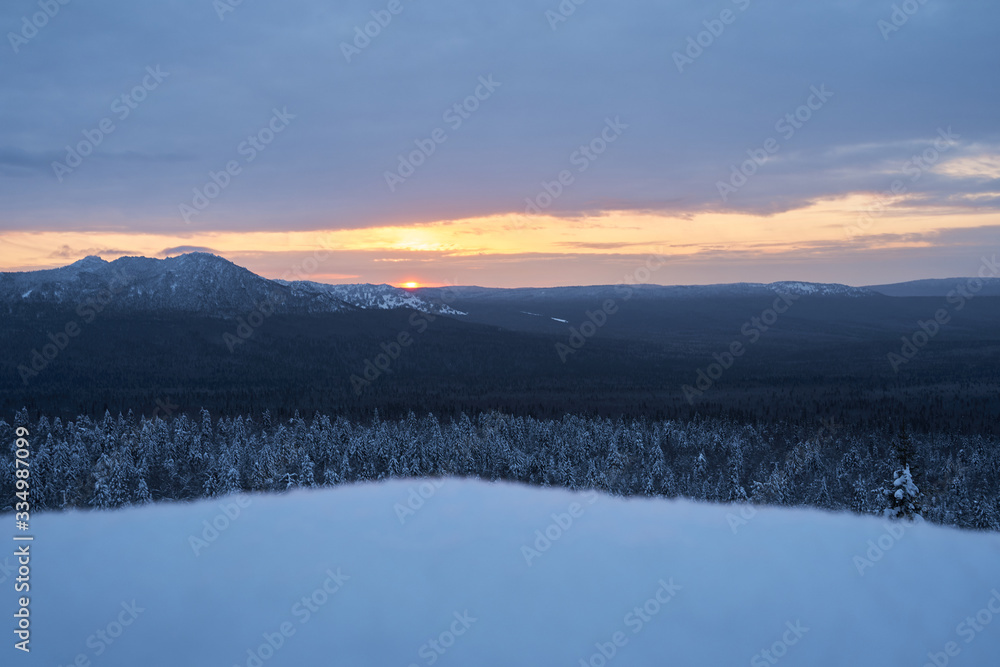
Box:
3;296;1000;433
3;409;997;531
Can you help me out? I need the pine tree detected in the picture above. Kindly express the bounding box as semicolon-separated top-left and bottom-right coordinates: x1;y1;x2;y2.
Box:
323;465;342;486
300;454;316;487
884;430;923;521
91;454;115;509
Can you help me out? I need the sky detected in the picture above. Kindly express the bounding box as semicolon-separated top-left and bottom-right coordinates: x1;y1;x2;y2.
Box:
1;0;998;287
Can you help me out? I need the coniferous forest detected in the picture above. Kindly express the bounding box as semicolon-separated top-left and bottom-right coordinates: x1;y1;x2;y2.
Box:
4;408;998;531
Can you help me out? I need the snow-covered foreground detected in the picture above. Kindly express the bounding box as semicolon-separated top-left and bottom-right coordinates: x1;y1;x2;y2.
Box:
13;479;1000;666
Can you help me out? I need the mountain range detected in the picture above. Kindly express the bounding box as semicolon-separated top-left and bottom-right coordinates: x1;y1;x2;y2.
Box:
3;252;1000;430
0;253;462;316
5;252;995;317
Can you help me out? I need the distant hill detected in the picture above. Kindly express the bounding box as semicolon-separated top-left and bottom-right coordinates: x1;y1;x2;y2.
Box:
22;252;1000;316
3;254;1000;430
866;277;1000;297
0;253;454;316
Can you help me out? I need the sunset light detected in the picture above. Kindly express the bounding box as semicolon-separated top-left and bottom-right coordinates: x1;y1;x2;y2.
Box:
4;1;1000;663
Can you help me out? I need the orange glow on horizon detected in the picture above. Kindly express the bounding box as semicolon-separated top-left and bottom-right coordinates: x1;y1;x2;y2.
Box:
0;194;997;284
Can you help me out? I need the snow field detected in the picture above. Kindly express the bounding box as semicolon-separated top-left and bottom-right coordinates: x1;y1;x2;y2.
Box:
11;479;1000;666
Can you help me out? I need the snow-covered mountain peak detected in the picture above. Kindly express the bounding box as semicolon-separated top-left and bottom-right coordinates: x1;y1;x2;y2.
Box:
69;255;110;271
0;253;899;318
766;281;877;297
0;253;466;317
280;280;466;315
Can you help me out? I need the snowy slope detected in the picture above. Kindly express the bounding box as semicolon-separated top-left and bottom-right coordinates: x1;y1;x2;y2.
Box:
767;281;876;297
0;253;352;316
13;480;1000;666
1;254;883;317
0;254;463;316
280;280;466;315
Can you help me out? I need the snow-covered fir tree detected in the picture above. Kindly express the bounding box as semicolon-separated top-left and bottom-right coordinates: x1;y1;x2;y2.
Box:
884;430;923;521
1;411;996;531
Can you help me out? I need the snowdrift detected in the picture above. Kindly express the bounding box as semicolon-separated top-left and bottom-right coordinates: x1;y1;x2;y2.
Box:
11;479;1000;666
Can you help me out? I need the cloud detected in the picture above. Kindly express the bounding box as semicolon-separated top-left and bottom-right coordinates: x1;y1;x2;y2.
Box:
0;1;997;234
0;147;61;173
49;245;137;259
556;241;660;250
159;245;219;256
